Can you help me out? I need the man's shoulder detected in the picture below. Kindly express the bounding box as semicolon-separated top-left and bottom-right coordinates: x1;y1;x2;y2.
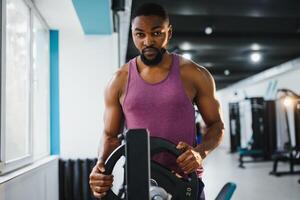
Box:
115;62;130;79
178;55;211;79
107;62;130;91
177;55;215;94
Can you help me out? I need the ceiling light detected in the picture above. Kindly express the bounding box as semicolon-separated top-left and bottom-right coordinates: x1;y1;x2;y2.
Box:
283;96;293;107
224;70;230;76
181;42;192;50
205;27;213;35
250;52;261;63
251;43;260;51
182;53;191;60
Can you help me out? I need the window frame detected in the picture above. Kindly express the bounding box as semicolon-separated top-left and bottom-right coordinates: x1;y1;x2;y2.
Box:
31;6;51;160
0;0;50;175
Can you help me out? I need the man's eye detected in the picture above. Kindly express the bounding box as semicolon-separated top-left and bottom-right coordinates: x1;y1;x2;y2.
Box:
153;32;162;36
136;33;144;37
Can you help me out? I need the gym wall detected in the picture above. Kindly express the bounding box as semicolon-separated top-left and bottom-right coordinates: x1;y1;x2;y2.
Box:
34;0;120;159
58;30;119;159
217;58;300;148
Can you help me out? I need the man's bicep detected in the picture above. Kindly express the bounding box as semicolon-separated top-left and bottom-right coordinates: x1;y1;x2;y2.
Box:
193;67;222;126
196;96;222;127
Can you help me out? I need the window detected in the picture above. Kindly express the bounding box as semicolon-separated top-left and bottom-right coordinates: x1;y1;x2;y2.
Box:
0;0;50;174
32;12;50;161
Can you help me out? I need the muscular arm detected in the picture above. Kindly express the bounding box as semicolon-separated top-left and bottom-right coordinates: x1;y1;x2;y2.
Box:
89;70;127;198
98;71;126;164
176;62;224;174
192;66;224;159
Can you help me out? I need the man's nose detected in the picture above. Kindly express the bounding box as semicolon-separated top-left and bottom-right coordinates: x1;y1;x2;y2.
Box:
143;35;154;46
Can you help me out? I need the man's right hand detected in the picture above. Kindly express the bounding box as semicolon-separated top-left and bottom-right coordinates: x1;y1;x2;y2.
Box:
89;161;114;198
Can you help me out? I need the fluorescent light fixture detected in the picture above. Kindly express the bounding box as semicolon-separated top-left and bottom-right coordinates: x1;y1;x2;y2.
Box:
181;42;192;50
205;27;213;35
183;53;192;60
251;43;260;51
224;69;230;76
250;52;261;63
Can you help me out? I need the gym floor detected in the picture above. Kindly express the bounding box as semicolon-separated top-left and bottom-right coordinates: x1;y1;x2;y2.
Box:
203;147;300;200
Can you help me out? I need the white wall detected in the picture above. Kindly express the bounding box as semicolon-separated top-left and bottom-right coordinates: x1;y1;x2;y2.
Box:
35;0;120;158
0;158;58;200
59;31;118;159
217;58;300;149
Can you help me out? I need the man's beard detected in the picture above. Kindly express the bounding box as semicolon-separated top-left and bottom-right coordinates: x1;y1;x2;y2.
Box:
140;47;166;66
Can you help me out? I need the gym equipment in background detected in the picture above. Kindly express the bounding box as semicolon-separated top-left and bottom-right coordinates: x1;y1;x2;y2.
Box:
263;100;278;160
59;158;98;200
270;89;300;176
215;182;237;200
229;102;241;153
234;97;277;168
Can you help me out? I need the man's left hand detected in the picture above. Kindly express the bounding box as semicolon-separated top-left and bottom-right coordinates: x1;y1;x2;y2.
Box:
176;141;202;174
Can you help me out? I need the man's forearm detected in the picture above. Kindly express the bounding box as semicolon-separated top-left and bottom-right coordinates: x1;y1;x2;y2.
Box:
194;121;224;159
98;133;121;164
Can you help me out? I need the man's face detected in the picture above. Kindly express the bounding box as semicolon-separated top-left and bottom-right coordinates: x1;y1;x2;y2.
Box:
131;15;172;66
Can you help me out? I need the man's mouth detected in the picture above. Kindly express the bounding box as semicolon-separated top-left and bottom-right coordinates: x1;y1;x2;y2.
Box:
143;48;158;54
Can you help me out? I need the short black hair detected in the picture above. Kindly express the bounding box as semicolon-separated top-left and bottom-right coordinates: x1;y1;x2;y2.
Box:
131;3;169;22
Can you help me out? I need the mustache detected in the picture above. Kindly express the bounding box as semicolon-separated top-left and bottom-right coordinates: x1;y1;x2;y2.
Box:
142;46;160;53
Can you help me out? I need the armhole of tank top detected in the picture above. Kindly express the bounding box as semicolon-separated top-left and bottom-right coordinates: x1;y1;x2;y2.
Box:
174;55;197;148
176;55;197;146
175;54;195;108
121;59;133;108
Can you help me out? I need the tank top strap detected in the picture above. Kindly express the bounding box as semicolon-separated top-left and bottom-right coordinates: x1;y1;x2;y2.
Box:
168;53;181;80
128;57;139;82
123;58;136;102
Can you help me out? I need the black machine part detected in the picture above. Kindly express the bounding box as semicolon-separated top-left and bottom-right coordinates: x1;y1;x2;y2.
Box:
101;137;199;200
150;179;172;200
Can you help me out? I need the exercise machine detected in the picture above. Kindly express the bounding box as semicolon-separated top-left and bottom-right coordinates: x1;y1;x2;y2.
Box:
270;89;300;176
229;102;241;153
237;97;276;168
102;129;199;200
101;129;236;200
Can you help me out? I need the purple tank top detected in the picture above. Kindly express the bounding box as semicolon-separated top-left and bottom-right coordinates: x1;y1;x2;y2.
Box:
122;54;203;176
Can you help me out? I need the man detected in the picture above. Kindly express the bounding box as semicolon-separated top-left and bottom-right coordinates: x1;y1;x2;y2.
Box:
89;3;224;200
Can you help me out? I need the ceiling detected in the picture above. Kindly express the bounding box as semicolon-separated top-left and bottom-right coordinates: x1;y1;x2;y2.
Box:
125;0;300;89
